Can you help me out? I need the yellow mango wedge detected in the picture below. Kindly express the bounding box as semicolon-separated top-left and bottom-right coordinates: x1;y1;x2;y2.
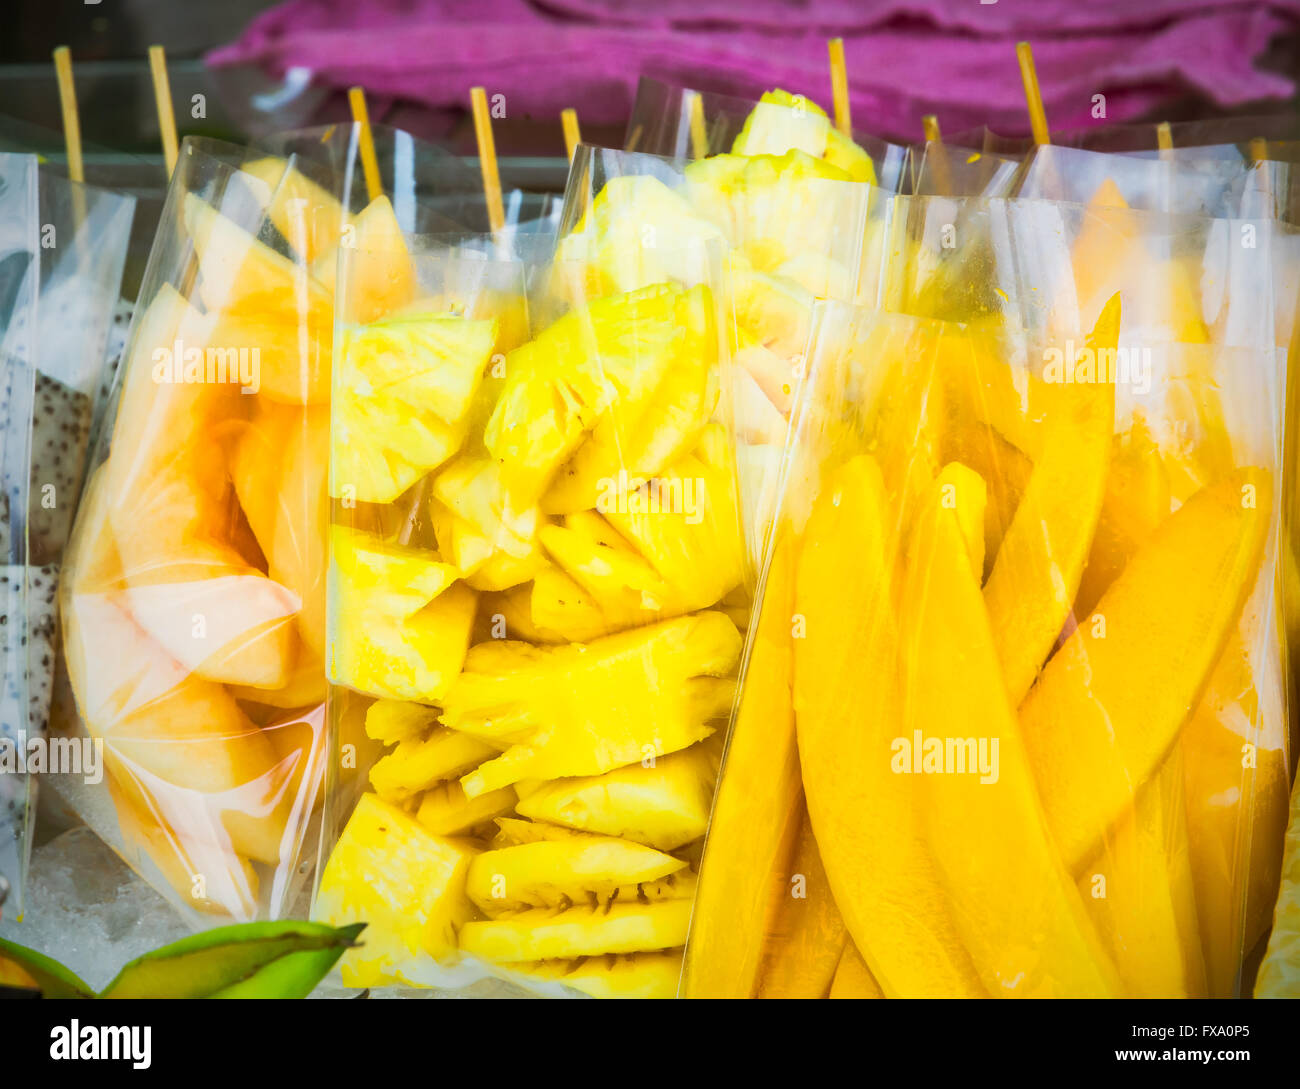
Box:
793;454;984;997
754;809;850;999
683;537;802;999
1020;468;1272;873
903;476;1120;997
983;294;1119;704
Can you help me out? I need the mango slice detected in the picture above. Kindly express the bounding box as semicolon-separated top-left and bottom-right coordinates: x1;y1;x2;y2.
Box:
903;477;1120;997
793;454;984;997
1020;468;1272;873
459;900;691;962
983;294;1118;704
683;536;802;999
829;941;884;999
754;810;850;999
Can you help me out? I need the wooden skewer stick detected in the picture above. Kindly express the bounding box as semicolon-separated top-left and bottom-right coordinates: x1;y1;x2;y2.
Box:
829;37;852;137
561;108;581;162
148;45;179;178
470;86;506;234
1249;137;1269;164
1016;41;1050;146
52;46;84;184
348;87;383;204
922;115;942;143
688;91;708;159
921;114;952;196
1156;121;1173;155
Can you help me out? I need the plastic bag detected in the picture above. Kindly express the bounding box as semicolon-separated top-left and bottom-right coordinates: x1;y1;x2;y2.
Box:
314;217;747;996
688;277;1287;995
0;154;134;920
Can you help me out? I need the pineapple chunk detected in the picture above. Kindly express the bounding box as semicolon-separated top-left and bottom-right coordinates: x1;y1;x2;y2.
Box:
466;832;685;914
416;782;517;836
601;425;746;614
332;312;497;503
441;612;741;797
313;793;477;987
430;457;544;580
541;284;717;514
484;283;704;507
459;900;691;962
329;527;477;702
513;743;716;850
370;727;497;803
516;952;684;999
364;699;437;745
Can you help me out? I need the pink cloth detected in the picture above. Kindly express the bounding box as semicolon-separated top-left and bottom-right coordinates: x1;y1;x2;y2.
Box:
208;0;1300;141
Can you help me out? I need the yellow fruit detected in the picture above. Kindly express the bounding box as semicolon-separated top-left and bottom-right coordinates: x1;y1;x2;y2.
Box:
316;195;418;323
983;293;1118;704
903;473;1120;997
466;833;685;914
328;527;476;702
731;90;876;184
415;782;517;837
512;743;715;850
332;313;498;504
364;699;436;745
369;727;497;803
442;612;740;797
459;900;691;962
829;941;884;998
314;793;478;987
1020;468;1272;873
684;537;801;999
515;953;682;999
1256;769;1300;997
793;454;984;997
240;157;343;264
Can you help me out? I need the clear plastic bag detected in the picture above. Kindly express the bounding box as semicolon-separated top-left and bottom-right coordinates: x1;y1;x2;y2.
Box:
314;222;747;996
0;154;135;920
688;285;1287;996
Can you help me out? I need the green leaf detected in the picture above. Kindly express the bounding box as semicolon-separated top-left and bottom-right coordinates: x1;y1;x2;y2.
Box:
0;936;96;998
99;920;366;999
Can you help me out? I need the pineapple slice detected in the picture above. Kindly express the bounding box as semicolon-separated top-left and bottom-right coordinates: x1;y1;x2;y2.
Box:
430;456;544;582
332;312;498;504
370;727;497;803
484;283;702;508
541;283;717;514
601;424;746;613
364;699;437;745
314;793;478;987
466;829;685;914
513;743;716;851
516;953;684;999
416;782;517;836
441;612;741;797
459;900;691;962
328;527;476;702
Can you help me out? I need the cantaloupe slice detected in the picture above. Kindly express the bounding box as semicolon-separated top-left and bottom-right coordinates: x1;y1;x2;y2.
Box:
314;195;417;324
240;157;343;264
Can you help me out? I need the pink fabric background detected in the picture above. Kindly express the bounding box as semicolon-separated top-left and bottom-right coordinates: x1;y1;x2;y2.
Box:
208;0;1300;140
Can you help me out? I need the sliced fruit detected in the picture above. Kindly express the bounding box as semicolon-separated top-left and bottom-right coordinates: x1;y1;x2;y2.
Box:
512;743;715;851
983;293;1118;704
415;782;516;836
684;536;801;999
516;953;682;999
240;157;343;264
793;454;984;998
458;899;691;962
1256;767;1300;997
441;612;740;797
364;699;437;745
369;727;497;803
466;832;685;914
332;313;498;504
314;793;478;987
1020;468;1272;873
317;195;418;323
829;940;884;999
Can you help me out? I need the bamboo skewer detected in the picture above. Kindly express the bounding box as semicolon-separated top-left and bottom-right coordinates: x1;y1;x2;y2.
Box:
348;87;383;204
52;46;84;184
1156;121;1173;156
921;114;952;196
470;86;506;234
148;45;179;178
561;108;582;162
688;91;708;159
922;115;942;143
829;37;851;137
1016;41;1050;146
